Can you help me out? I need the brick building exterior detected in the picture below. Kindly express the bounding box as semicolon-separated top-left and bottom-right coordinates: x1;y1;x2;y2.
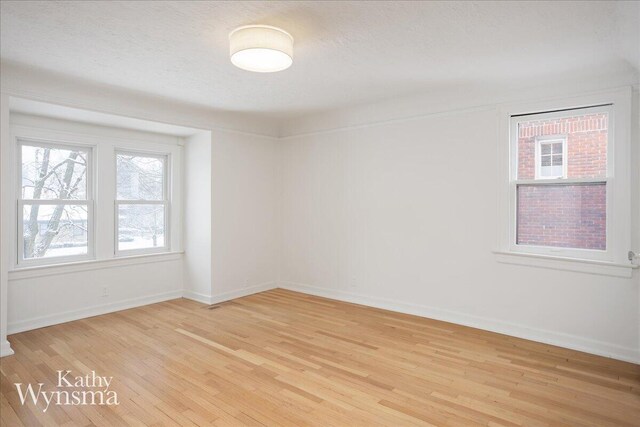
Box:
516;113;608;250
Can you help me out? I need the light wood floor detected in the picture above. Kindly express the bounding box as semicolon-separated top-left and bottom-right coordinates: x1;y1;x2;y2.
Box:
1;289;638;426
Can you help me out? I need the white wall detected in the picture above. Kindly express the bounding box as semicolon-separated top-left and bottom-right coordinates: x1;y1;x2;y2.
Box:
184;131;213;302
7;256;183;333
210;130;280;301
0;93;12;356
279;89;640;363
183;129;280;305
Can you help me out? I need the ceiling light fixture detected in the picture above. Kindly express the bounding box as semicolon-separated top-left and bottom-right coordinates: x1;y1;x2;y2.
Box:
229;25;293;73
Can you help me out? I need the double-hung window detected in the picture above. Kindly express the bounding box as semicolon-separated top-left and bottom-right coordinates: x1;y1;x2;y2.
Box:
512;105;610;255
12;120;180;269
18;140;93;265
115;151;169;255
502;89;632;270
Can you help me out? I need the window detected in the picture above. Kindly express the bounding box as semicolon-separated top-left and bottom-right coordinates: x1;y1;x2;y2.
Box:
115;151;169;254
502;97;634;265
18;140;93;265
512;105;610;255
499;90;633;274
11;118;183;270
535;137;566;179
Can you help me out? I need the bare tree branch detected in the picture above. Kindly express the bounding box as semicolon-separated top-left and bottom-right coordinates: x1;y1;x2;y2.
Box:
24;148;50;257
34;151;80;257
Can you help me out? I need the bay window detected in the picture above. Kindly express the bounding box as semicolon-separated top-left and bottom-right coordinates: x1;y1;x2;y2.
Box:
12;121;180;269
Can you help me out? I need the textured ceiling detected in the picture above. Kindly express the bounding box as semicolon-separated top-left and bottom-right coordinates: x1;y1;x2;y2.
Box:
1;1;638;119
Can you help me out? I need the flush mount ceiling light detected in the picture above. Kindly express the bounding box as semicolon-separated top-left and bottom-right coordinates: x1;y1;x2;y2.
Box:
229;25;293;73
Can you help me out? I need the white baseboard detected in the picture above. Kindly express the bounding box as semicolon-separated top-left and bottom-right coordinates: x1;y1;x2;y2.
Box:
183;282;277;305
0;340;14;357
182;290;214;304
212;282;277;304
8;282;278;336
279;281;640;364
8;280;636;364
7;289;183;335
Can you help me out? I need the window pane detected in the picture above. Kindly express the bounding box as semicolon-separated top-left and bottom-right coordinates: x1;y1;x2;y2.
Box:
540;165;563;178
517;110;608;179
516;183;606;250
118;204;165;251
21;144;88;200
116;154;165;200
23;204;88;259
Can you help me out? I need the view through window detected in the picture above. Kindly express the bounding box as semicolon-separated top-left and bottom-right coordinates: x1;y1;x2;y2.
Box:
19;141;91;262
514;106;608;251
116;152;168;253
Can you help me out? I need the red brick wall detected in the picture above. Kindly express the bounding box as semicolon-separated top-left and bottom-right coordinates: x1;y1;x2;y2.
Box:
517;184;606;250
516;113;607;250
517;113;607;179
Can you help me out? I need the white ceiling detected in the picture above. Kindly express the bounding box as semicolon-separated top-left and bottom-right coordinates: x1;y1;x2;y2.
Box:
1;1;638;120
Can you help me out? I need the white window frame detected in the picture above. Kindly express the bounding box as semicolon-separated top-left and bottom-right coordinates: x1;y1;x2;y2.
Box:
534;136;567;180
496;88;632;275
16;138;95;267
510;105;612;260
8;116;184;273
114;150;171;256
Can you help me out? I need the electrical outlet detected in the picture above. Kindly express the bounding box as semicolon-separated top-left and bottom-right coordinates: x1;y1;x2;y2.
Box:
102;286;109;297
349;276;358;288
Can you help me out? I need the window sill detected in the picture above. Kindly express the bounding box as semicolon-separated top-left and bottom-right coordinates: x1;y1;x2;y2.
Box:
8;251;184;281
493;251;637;278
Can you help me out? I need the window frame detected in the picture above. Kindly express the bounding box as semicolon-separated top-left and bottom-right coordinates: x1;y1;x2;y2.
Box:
534;135;567;180
114;149;171;257
510;105;612;261
16;138;95;267
497;88;632;272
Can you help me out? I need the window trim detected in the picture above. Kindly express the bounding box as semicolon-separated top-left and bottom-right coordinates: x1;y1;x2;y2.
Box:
16;138;95;267
8;119;183;272
114;149;171;257
534;135;567;180
510;105;612;261
497;88;632;273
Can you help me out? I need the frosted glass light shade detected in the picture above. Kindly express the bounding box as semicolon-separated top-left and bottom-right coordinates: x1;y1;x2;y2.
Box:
229;25;293;72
